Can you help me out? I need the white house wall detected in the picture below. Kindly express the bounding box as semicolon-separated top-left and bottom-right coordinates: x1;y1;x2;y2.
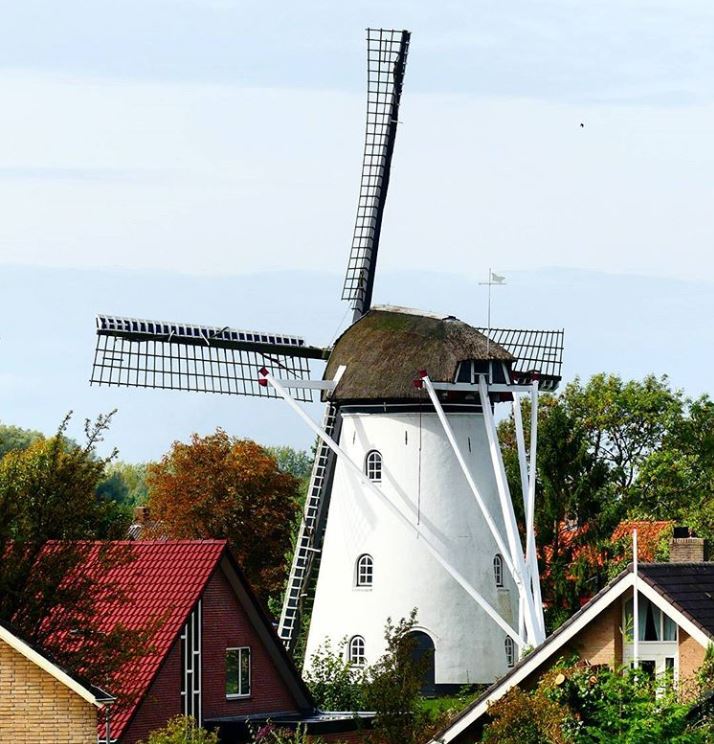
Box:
304;409;519;685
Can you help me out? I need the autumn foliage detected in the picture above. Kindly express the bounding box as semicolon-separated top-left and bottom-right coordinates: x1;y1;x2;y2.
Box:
146;431;300;602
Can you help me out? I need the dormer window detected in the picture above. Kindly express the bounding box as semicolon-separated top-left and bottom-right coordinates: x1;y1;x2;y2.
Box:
454;360;512;385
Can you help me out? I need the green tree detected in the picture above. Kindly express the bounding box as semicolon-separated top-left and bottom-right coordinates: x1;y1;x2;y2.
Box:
0;422;43;459
564;373;682;507
140;716;219;744
266;446;313;480
0;412;151;699
303;637;367;711
364;610;431;744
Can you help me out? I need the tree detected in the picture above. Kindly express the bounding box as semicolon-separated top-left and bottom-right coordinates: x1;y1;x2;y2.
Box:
146;430;300;602
303;637;367;711
265;446;313;480
0;412;151;699
97;461;150;522
0;422;43;459
364;610;431;744
563;373;682;507
140;716;219;744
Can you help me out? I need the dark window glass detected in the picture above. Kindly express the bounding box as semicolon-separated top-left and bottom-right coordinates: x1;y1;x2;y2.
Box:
226;647;251;697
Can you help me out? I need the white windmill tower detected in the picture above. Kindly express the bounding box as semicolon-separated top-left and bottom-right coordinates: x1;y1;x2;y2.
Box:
88;28;564;689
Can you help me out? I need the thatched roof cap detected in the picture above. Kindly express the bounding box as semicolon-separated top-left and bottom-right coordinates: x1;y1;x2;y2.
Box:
325;306;513;402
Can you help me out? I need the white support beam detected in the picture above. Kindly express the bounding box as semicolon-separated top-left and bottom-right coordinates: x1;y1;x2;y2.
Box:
478;375;543;645
263;371;526;648
268;365;346;393
421;375;519;583
527;381;545;636
431;381;534;395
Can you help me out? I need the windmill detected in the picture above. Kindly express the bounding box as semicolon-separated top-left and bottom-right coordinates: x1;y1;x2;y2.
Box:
89;28;564;687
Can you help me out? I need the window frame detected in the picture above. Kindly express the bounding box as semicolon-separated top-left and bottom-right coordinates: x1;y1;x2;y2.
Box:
493;554;504;588
349;635;366;667
355;554;374;588
365;450;383;483
225;646;252;699
624;595;678;643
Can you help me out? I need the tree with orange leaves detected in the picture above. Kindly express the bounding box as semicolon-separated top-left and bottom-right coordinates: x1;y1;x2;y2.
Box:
146;430;300;604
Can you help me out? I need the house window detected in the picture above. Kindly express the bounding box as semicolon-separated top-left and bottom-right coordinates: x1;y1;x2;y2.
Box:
226;647;251;698
493;554;504;588
504;637;515;668
624;595;677;642
356;554;374;587
349;636;366;666
365;451;382;482
180;601;201;725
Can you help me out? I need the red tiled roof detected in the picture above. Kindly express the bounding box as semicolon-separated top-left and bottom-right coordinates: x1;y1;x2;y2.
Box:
64;540;227;740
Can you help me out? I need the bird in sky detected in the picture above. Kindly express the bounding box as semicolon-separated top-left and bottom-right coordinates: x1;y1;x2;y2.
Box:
580;122;585;128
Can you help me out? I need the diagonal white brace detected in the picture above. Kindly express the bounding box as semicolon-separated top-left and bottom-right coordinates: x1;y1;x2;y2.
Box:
263;370;527;648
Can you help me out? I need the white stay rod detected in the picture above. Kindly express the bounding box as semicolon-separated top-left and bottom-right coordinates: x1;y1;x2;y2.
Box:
527;381;544;636
263;371;526;648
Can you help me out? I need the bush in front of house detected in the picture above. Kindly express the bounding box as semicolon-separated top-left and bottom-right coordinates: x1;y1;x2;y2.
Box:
140;715;219;744
483;658;714;743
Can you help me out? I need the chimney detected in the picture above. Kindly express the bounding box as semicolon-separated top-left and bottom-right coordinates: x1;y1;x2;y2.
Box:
133;505;150;525
670;526;705;563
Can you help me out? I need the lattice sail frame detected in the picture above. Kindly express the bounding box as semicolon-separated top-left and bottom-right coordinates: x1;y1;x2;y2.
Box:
342;28;410;316
91;315;325;400
479;327;565;391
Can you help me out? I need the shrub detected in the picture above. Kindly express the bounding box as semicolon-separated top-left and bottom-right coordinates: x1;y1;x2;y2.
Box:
140;715;219;744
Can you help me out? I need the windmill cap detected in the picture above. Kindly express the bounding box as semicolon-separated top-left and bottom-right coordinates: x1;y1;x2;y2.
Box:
324;307;512;402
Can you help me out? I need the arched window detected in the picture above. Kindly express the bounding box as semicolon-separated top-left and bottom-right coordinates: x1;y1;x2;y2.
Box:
356;554;374;587
349;635;366;666
493;554;504;588
504;637;515;668
365;450;382;482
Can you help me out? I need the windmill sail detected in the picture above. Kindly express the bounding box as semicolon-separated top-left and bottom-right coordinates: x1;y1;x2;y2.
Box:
91;315;327;400
479;327;565;391
342;28;410;320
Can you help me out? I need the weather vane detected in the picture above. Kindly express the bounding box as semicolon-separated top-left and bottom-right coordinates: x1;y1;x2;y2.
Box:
478;268;506;357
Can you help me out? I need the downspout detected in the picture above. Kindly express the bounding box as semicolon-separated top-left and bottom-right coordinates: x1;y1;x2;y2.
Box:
104;702;112;744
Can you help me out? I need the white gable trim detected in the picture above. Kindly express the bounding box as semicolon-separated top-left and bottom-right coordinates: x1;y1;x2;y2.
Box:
0;624;110;707
432;570;714;744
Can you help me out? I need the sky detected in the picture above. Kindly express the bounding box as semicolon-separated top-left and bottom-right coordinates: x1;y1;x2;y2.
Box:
1;1;714;458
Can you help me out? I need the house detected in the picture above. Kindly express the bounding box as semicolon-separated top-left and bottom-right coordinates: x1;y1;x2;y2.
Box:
62;540;367;743
0;616;113;744
431;548;713;743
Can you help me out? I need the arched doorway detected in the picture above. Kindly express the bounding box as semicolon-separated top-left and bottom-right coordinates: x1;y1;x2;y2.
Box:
407;631;435;696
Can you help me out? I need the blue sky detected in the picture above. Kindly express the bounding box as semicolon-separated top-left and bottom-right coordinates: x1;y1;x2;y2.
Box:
1;1;714;458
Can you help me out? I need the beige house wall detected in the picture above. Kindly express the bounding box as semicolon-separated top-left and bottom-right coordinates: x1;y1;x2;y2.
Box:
568;600;623;667
679;629;706;687
0;637;98;744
